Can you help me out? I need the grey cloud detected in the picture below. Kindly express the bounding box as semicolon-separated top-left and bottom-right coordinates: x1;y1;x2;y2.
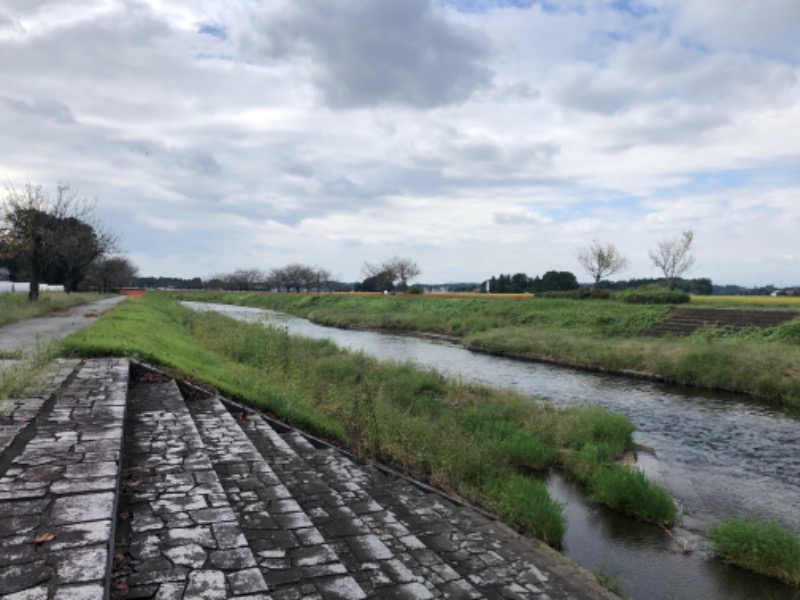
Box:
557;71;639;115
116;138;221;176
416;132;559;175
494;209;551;226
0;96;76;124
247;0;493;108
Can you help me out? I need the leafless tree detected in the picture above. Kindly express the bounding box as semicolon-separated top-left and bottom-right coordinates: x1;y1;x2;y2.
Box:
649;230;695;290
576;241;629;290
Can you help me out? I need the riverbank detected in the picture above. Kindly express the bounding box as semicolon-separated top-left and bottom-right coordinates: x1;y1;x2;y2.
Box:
172;291;800;407
62;294;677;539
59;293;800;594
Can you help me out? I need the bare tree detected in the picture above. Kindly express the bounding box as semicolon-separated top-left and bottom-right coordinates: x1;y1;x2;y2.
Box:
576;241;629;290
649;230;695;290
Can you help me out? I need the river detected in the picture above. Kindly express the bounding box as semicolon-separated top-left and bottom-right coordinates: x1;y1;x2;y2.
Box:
184;301;800;600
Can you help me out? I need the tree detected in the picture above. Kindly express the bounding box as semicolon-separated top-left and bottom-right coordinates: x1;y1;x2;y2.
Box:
226;268;267;291
649;230;695;290
576;241;629;290
362;256;421;292
86;256;139;293
0;182;117;300
357;270;395;293
540;270;579;292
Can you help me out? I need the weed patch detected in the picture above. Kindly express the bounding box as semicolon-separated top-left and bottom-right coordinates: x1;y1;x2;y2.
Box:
709;517;800;587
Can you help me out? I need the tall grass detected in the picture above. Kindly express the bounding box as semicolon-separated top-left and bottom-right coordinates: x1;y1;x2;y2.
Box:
62;293;677;545
0;340;61;405
0;291;111;327
708;517;800;587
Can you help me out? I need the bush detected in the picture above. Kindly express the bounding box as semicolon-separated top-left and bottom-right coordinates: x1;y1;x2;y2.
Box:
406;285;423;295
616;287;690;305
537;289;611;300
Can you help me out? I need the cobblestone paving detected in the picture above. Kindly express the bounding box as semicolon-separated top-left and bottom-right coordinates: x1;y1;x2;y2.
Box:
0;358;128;599
117;379;269;599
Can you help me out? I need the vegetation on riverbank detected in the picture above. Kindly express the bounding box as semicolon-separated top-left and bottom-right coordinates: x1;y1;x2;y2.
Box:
0;291;112;327
709;517;800;587
0;341;60;404
171;292;800;406
62;292;677;546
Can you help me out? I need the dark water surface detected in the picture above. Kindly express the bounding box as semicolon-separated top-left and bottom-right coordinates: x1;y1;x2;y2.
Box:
185;302;800;600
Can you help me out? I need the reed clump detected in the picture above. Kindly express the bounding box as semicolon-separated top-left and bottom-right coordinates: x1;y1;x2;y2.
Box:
708;517;800;587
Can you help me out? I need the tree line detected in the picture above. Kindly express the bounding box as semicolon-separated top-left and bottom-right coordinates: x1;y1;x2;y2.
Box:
0;182;138;300
480;271;579;294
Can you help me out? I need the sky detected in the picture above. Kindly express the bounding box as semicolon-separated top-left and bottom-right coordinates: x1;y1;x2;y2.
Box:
1;0;799;286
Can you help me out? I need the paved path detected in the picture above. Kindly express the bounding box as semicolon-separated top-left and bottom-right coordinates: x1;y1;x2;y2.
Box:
0;359;618;599
0;296;127;356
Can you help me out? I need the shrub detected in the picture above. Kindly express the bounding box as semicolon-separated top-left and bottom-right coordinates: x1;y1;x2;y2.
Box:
538;289;611;300
406;285;423;294
616;287;690;305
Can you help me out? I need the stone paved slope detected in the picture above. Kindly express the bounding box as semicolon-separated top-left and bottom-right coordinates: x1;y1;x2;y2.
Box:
0;358;128;599
1;360;618;599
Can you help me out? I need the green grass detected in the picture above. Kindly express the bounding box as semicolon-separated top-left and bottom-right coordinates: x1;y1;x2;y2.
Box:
708;517;800;587
0;340;61;406
171;292;800;407
62;292;678;545
0;291;112;326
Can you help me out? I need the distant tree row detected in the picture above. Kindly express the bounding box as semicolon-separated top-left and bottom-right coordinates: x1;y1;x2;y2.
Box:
598;277;713;295
199;264;346;293
480;270;579;294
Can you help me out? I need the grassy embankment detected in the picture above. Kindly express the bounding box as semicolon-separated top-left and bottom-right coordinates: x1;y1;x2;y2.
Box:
174;292;800;407
62;292;676;547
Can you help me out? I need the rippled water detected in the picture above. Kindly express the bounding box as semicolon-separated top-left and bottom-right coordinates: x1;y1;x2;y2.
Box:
185;302;800;600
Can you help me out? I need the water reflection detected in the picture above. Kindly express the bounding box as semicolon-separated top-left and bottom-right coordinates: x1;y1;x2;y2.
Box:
185;302;800;600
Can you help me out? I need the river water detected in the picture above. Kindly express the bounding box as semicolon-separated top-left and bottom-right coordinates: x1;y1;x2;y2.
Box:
185;302;800;600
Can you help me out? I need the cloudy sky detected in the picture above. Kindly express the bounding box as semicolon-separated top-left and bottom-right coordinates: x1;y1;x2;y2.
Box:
2;1;799;286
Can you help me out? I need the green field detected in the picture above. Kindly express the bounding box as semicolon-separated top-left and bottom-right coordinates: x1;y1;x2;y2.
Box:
172;291;800;407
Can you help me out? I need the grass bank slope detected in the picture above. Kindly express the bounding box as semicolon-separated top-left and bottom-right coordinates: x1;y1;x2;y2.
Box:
62;293;677;546
173;292;800;407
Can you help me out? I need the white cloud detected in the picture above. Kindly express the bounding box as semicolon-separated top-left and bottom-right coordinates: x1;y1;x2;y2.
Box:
0;0;798;285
